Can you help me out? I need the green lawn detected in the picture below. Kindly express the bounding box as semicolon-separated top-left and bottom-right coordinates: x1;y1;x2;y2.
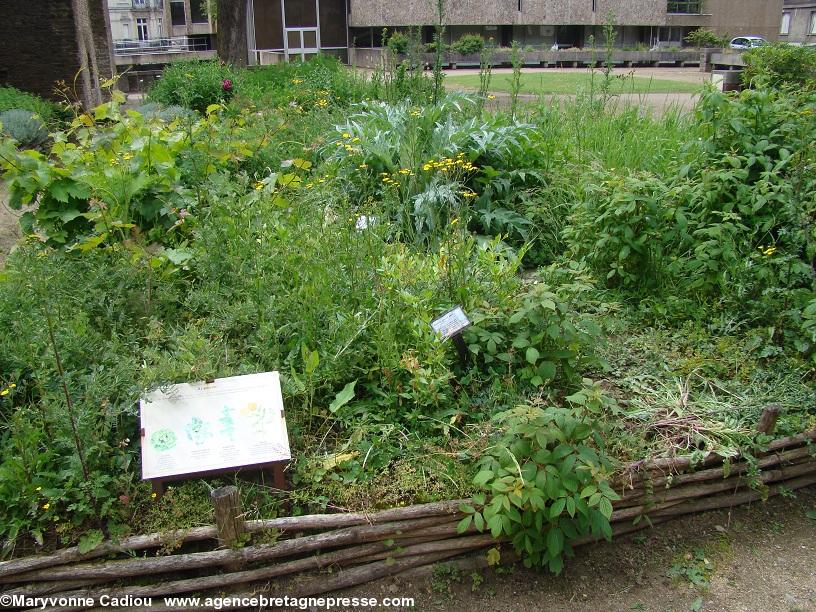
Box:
446;72;703;95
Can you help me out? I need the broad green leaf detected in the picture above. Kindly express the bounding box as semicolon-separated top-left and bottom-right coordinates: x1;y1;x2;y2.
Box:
599;496;613;520
473;470;493;486
549;498;566;519
546;527;564;558
328;380;356;413
457;516;473;533
488;514;503;538
537;361;556;380
164;248;194;266
78;529;104;554
525;347;539;365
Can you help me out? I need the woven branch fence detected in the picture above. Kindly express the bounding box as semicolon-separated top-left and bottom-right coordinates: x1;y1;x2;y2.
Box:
1;424;814;610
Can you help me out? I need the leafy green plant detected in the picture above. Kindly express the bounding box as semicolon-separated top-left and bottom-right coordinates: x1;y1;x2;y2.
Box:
0;96;259;250
459;403;618;573
464;282;602;390
386;31;409;56
563;170;685;290
684;28;728;49
0;109;48;148
148;60;237;113
667;548;715;588
0;86;60;124
743;43;816;90
509;41;523;118
451;34;485;56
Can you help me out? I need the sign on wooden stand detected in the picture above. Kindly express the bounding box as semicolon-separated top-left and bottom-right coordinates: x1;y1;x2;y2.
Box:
140;372;290;497
431;306;471;366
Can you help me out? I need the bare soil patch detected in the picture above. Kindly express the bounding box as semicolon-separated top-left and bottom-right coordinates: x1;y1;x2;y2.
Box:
348;487;816;611
0;182;22;266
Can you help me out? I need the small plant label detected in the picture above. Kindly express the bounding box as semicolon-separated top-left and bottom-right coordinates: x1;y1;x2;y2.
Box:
139;372;290;480
431;306;471;339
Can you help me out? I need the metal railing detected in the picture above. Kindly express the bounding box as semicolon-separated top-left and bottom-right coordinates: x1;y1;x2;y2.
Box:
131;0;163;8
113;36;210;56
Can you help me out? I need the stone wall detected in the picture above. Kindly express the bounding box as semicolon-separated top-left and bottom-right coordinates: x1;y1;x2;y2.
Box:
0;0;114;107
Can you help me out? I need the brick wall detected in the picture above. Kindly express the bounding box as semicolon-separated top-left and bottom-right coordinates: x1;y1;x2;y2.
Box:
0;0;113;106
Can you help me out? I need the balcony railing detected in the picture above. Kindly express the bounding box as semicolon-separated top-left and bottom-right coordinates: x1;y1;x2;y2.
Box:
667;0;702;14
131;0;163;8
113;36;210;56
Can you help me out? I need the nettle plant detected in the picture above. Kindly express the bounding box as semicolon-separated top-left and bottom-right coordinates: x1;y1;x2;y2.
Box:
459;403;619;573
464;282;602;390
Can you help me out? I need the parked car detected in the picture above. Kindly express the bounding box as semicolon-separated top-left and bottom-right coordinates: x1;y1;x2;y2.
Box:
729;36;768;50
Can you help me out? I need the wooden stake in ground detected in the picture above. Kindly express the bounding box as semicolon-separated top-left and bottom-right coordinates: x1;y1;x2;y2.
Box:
757;404;781;435
211;486;246;549
212;485;246;571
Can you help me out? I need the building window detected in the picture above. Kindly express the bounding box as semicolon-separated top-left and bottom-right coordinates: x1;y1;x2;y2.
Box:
780;12;791;35
137;18;149;40
811;11;816;35
667;1;702;14
157;18;163;37
133;0;146;6
170;0;186;26
190;0;209;23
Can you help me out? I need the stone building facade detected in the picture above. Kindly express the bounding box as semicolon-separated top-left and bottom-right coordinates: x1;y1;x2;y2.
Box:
0;0;114;107
347;0;783;48
780;0;816;44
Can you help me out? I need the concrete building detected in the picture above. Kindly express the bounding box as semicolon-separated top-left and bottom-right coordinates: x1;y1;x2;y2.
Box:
110;0;218;89
347;0;783;49
246;0;349;64
779;0;816;44
108;0;166;43
240;0;782;65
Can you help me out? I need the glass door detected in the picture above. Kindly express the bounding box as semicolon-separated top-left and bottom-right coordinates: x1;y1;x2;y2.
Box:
282;0;320;61
285;28;319;61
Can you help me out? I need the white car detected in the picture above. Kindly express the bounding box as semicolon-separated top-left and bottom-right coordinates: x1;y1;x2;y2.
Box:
729;36;768;50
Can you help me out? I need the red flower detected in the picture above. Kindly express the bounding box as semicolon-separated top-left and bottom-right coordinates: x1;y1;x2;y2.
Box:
222;79;233;91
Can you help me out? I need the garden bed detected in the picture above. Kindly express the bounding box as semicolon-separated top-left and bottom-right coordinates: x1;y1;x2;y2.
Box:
1;426;813;603
0;50;814;593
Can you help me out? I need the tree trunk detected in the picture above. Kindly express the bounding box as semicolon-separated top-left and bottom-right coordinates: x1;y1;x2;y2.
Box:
216;0;248;67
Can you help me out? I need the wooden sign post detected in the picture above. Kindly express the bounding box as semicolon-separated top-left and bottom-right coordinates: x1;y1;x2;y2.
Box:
140;372;291;497
431;306;471;366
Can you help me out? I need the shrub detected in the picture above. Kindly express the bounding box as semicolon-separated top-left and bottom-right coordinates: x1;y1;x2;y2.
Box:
743;43;816;89
0;109;48;147
451;34;485;56
464;281;602;390
461;402;618;573
148;60;237;113
684;28;728;48
563;170;686;290
0;86;58;123
386;31;409;56
134;102;198;123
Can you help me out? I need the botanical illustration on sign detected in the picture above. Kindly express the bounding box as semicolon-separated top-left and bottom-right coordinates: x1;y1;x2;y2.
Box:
149;429;177;452
185;416;213;445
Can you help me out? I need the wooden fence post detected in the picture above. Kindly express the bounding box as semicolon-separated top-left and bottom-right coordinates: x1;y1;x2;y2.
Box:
757;404;781;435
211;486;246;549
